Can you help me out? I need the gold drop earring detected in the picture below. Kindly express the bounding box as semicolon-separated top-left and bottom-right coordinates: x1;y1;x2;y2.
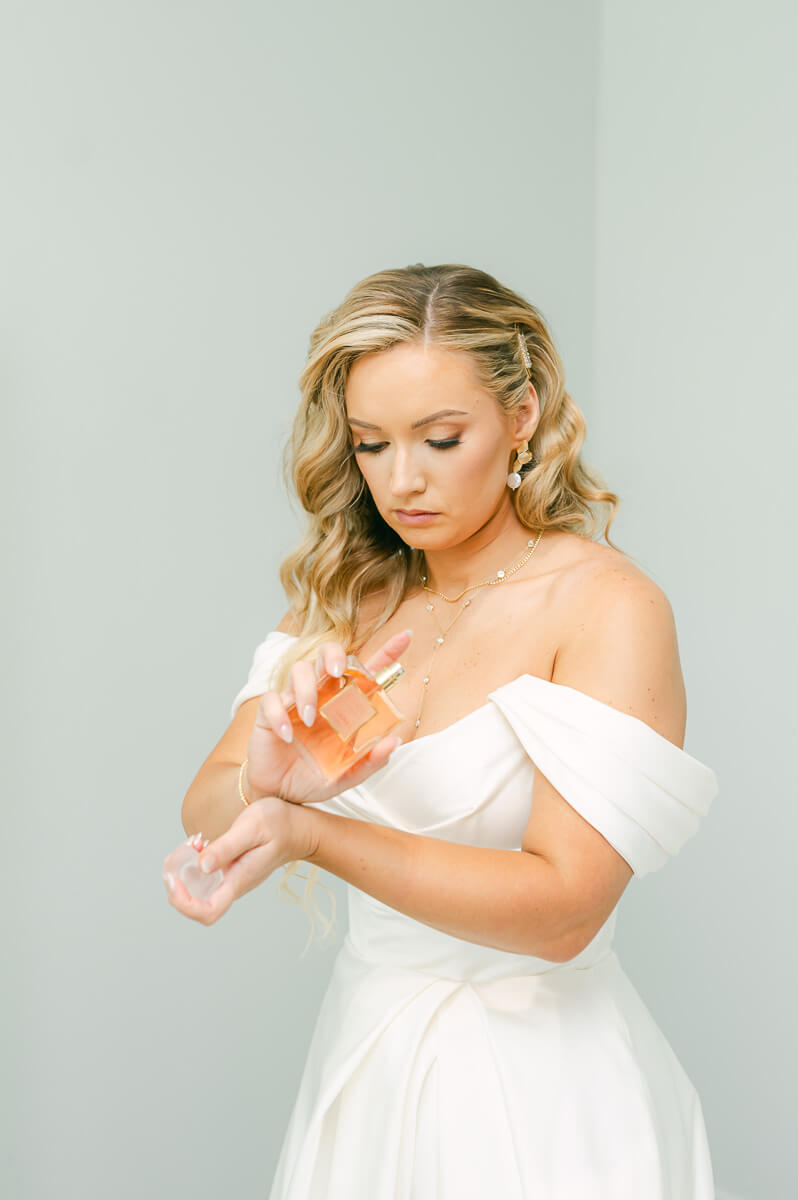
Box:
507;440;533;490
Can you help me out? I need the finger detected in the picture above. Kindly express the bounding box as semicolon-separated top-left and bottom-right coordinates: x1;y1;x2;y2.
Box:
363;733;403;768
196;799;277;876
257;690;294;744
214;842;283;901
362;628;413;677
315;640;348;681
331;733;403;790
289;659;319;728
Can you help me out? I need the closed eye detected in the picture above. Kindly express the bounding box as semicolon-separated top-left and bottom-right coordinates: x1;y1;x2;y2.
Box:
352;438;462;453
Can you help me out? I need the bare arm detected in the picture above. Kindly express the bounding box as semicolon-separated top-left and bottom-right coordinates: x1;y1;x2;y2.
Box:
300;810;579;960
182;753;268;843
181;610;299;840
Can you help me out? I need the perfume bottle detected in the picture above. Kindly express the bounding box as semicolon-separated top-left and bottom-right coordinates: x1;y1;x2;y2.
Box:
286;657;405;782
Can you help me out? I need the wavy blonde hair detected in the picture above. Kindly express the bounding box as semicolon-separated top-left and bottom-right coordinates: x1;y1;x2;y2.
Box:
268;262;624;955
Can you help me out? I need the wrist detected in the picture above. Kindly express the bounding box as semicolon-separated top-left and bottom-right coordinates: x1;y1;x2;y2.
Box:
242;759;271;806
288;801;321;863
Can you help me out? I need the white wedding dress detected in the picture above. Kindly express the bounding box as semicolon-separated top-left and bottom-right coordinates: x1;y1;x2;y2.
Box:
231;631;719;1199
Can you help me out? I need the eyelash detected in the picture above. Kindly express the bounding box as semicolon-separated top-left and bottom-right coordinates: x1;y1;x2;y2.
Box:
353;438;462;454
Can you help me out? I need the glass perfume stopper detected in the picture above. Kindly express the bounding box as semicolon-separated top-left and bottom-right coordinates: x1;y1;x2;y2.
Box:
170;842;224;900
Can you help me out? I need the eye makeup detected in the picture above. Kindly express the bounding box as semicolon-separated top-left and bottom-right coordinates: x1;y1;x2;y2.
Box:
353;437;462;453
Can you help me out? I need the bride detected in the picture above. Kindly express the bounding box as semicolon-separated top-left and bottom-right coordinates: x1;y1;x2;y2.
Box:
163;262;717;1198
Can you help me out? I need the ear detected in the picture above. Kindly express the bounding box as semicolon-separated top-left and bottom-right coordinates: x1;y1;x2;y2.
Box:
511;384;540;443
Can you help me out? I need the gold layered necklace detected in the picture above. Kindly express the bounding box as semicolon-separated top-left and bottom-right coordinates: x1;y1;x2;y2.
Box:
412;531;544;732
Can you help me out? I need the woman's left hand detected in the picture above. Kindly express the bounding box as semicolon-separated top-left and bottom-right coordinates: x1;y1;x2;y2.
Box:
162;794;315;925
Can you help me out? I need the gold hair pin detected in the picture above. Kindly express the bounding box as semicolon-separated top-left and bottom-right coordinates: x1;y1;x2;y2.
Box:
515;325;532;373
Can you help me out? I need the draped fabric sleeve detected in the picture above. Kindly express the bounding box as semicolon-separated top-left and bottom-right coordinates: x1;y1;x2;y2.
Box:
487;675;719;877
229;630;297;720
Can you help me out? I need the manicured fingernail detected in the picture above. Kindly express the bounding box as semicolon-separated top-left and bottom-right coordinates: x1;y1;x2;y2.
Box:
201;855;217;874
202;838;209;848
165;872;175;890
279;723;293;743
192;832;203;847
394;736;403;747
330;661;344;677
302;705;315;727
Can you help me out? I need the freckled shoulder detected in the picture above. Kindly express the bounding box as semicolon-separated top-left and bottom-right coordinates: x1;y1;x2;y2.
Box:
546;533;659;619
544;535;686;745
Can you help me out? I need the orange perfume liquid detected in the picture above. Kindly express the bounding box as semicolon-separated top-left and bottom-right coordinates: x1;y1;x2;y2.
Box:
287;656;404;782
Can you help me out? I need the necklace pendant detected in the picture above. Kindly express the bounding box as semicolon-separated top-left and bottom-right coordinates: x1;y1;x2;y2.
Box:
496;569;505;579
436;636;444;644
425;603;433;611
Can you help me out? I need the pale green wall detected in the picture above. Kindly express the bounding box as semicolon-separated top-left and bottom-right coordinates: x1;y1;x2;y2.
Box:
593;5;796;1197
3;2;791;1196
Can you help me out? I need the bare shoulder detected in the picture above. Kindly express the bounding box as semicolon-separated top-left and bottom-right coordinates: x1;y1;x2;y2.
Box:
548;534;686;747
545;531;669;611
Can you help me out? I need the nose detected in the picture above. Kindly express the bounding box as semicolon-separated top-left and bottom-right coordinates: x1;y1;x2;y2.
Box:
390;445;425;500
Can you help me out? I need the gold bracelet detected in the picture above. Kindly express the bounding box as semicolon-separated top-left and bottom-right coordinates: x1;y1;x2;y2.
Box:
238;759;251;807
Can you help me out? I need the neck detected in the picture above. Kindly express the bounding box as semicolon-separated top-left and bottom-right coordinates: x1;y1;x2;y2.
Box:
420;499;538;597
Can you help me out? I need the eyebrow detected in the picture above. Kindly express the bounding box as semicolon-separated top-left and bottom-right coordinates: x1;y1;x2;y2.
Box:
347;409;469;431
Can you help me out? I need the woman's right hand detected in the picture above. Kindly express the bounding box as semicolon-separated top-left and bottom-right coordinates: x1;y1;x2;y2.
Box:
244;628;411;808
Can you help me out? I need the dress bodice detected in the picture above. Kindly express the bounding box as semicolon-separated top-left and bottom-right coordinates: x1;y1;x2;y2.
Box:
231;631;719;977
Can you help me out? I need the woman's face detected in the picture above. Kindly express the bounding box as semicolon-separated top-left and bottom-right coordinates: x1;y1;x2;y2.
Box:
345;341;528;550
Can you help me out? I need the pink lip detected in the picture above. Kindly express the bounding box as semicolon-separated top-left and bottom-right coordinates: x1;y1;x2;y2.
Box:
394;509;439;525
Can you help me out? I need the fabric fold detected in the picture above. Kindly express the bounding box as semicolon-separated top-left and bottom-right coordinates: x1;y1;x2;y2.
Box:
267;940;707;1198
487;674;719;876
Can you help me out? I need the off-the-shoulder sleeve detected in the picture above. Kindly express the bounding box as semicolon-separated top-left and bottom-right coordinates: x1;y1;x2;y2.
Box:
229;631;297;720
487;675;719;877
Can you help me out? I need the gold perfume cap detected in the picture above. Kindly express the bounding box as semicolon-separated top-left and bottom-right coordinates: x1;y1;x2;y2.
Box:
375;660;404;691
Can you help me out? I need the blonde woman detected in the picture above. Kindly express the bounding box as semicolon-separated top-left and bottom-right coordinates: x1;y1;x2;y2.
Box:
163;264;718;1198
